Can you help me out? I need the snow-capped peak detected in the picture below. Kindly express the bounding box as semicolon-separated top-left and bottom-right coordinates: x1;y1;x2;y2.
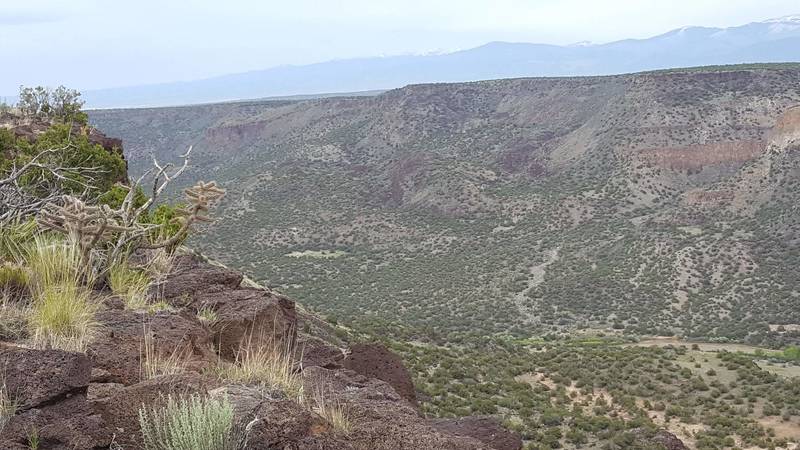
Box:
763;14;800;24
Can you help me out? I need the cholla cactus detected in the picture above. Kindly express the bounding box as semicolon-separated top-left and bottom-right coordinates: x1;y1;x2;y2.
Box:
139;181;227;250
37;196;136;269
36;146;225;277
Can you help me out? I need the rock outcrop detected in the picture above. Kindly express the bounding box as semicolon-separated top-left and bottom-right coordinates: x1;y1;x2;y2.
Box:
87;309;216;385
343;343;418;405
90;373;220;449
160;254;297;359
430;416;523;450
0;113;126;175
0;253;503;449
0;346;110;449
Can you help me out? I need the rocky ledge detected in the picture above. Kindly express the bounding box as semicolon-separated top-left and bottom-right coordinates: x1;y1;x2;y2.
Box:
0;253;520;449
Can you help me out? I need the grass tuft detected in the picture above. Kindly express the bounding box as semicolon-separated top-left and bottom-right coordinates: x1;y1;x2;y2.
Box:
24;235;86;297
214;338;303;401
108;259;151;309
27;426;40;450
140;323;188;380
147;301;174;314
0;263;29;295
138;394;245;450
28;283;97;352
0;295;29;341
144;247;176;282
196;307;218;324
0;219;37;264
312;384;351;434
0;377;16;432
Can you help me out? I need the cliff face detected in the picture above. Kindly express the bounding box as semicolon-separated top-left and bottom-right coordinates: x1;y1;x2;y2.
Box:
0;251;517;449
89;67;800;347
0;114;525;449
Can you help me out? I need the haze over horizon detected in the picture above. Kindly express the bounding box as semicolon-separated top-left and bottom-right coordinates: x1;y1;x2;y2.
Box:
2;0;800;96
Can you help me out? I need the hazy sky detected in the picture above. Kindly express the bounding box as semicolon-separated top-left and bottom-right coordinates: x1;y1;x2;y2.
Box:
1;0;798;94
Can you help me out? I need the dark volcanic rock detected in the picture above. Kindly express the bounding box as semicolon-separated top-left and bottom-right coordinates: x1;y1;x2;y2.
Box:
343;342;417;405
211;385;344;449
90;372;219;449
160;254;243;302
0;346;110;449
86;126;123;156
652;430;689;450
298;336;345;370
0;346;90;409
161;254;297;360
204;289;297;360
430;416;523;450
2;394;110;450
302;366;488;450
87;309;216;385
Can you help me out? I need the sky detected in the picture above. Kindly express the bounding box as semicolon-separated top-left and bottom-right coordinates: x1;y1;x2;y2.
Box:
1;0;799;95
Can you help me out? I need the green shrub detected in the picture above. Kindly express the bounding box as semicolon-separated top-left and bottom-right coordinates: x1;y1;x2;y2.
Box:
96;184;148;209
5;123;125;198
138;394;244;450
147;203;190;246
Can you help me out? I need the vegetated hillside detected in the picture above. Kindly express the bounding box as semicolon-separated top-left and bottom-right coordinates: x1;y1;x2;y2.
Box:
90;65;800;347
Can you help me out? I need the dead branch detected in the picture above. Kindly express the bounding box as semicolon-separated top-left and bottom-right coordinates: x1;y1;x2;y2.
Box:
0;141;102;222
36;147;224;278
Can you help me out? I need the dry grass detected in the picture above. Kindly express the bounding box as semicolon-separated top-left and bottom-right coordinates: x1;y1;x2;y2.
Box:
0;377;16;432
214;337;303;401
28;283;98;352
140;323;188;380
24;235;86;296
196;307;218;324
0;264;29;296
0;295;29;341
138;394;245;450
108;258;151;309
144;246;176;281
0;219;36;264
0;264;30;341
311;383;351;434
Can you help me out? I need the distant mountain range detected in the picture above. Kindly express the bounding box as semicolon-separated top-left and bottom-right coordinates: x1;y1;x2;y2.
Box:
83;14;800;108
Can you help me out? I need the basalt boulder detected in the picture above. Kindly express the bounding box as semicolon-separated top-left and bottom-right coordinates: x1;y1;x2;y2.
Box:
87;309;216;385
159;254;243;302
430;416;523;450
302;366;488;450
89;372;219;450
343;342;417;406
159;254;297;360
0;346;90;409
0;346;110;449
210;385;344;449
